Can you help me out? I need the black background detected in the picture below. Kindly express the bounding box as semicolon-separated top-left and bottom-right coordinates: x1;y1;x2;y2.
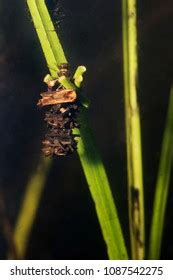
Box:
0;0;173;259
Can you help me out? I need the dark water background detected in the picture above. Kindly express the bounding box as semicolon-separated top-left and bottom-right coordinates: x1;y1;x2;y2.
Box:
0;0;173;259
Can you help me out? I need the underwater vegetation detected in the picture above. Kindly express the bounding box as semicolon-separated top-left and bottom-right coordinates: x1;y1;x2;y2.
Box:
0;0;173;260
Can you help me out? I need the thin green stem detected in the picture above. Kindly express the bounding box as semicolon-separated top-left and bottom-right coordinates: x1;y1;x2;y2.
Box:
14;158;51;259
76;108;127;259
15;0;128;259
148;87;173;259
122;0;145;259
28;0;66;76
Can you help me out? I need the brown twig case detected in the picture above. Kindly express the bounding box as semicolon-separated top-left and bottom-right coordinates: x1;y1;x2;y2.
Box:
37;64;80;156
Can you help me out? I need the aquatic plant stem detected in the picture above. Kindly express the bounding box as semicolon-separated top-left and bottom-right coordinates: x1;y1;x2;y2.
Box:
15;0;128;259
76;108;127;259
14;158;51;259
148;87;173;259
122;0;145;259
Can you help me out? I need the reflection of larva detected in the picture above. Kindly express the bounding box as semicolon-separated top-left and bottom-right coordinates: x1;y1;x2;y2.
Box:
37;64;80;156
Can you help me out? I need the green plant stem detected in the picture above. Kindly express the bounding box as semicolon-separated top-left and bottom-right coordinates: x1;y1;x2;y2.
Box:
122;0;145;259
76;108;128;259
148;87;173;259
28;0;66;76
14;158;51;259
19;0;128;259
